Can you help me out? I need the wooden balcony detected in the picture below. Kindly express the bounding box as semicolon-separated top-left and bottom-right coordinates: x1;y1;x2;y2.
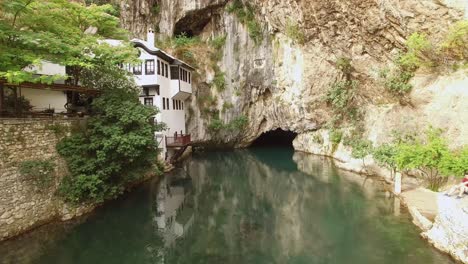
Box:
166;134;191;148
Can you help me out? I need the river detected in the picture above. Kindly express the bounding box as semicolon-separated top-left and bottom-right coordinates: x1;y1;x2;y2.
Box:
0;148;454;264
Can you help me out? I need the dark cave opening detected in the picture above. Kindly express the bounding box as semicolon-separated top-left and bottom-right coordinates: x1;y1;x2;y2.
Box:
250;129;298;148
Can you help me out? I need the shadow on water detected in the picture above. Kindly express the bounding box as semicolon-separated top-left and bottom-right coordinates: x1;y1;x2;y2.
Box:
0;149;454;264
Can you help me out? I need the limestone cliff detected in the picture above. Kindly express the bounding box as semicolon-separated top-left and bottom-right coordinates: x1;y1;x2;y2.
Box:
118;1;468;261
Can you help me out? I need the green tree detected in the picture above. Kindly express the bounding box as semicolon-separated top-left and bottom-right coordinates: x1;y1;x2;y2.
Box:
57;66;166;203
393;128;451;190
0;0;136;84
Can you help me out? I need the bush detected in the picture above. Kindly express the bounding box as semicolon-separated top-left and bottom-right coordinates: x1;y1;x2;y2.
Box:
325;80;358;115
344;137;373;159
226;0;262;43
213;68;226;92
330;130;343;148
441;20;468;61
399;33;433;70
285;20;305;44
228;115;248;131
373;143;398;176
208;119;224;133
211;35;227;50
57;66;164;204
381;67;414;97
19;159;55;188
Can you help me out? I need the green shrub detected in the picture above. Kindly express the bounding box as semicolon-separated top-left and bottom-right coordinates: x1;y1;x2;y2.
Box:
228;115;248;131
57;66;164;204
208;119;224;133
336;57;352;76
211;35;227;50
213;67;226;92
19;159;55;188
330;130;343;148
399;32;433;70
226;0;262;43
285;20;305;44
325;80;358;113
343;137;373;159
382;68;414;97
441;20;468;61
373;143;398;175
222;102;234;112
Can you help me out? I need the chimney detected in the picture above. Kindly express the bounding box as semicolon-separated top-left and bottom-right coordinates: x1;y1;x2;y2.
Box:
147;28;155;47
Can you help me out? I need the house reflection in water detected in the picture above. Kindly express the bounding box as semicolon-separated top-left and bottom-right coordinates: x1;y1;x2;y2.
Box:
154;172;195;248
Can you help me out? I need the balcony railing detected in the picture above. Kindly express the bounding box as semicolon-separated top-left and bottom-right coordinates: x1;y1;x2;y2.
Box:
166;134;191;147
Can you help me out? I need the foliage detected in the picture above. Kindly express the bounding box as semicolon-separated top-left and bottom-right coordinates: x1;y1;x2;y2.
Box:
285;20;305;44
228;115;248;131
380;67;414;98
211;35;227;50
208;115;249;134
373;143;398;174
151;4;160;15
324;80;359;123
439;147;468;178
330;130;343;149
440;20;468;61
344;137;373;159
207;119;224;133
46;123;69;137
57;66;164;204
226;0;262;43
0;0;136;84
213;66;226;92
19;159;55;188
222;102;234;113
336;57;353;77
399;33;433;70
3;93;33;113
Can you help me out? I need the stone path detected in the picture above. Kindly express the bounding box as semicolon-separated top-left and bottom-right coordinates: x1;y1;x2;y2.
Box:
401;187;468;220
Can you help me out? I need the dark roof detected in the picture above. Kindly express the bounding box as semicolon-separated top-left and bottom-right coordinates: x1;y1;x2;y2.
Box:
131;40;196;71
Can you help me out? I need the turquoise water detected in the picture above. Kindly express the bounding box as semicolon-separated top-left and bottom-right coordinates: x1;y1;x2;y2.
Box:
0;148;454;264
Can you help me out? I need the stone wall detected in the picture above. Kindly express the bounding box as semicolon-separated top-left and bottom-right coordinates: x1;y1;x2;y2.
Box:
0;118;93;241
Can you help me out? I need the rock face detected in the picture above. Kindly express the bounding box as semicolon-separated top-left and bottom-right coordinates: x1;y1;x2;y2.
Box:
424;196;468;264
0;119;94;241
117;0;468;261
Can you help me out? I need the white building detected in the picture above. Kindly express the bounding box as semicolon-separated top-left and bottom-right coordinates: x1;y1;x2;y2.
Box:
123;30;194;160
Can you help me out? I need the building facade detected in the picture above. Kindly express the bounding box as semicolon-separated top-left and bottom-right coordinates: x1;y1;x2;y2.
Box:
123;30;194;159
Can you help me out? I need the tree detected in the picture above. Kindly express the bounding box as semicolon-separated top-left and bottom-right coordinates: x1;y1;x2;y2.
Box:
57;66;166;203
0;0;137;84
393;128;451;190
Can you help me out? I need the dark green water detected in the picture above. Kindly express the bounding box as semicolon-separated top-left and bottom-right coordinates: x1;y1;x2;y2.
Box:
0;148;454;264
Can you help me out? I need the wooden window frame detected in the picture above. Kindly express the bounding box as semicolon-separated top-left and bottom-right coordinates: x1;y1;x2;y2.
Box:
145;60;155;75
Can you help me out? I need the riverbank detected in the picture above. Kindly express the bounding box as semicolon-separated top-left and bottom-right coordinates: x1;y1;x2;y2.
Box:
293;135;468;263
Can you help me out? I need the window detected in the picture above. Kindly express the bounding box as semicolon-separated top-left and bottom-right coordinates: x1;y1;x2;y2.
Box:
161;62;165;76
165;64;169;78
172;99;175;110
182;102;184;110
188;72;191;83
133;64;142;75
145;60;155;75
162;97;166;110
166;98;170;109
125;64;132;72
171;66;179;80
144;98;153;106
157;60;161;75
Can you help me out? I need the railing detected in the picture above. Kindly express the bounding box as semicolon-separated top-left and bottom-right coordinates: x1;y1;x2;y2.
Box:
166;134;191;147
0;108;87;119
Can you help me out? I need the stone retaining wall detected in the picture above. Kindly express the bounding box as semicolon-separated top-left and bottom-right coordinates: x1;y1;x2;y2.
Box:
0;118;91;241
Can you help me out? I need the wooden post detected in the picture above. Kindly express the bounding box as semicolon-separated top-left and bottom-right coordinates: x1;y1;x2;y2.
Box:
394;172;402;195
13;86;18;116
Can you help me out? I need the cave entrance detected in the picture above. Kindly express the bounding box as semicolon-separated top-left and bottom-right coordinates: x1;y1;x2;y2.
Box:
250;129;297;148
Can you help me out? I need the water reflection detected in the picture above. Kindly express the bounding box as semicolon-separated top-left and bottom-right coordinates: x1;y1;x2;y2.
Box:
0;149;453;264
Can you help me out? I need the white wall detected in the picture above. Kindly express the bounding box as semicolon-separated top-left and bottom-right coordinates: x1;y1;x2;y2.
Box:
24;61;66;76
21;88;67;113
